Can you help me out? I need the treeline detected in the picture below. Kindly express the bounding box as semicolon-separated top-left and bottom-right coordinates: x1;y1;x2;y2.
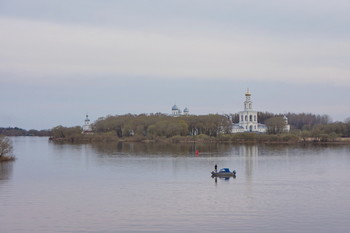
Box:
0;127;51;137
300;122;350;139
49;113;233;143
51;112;350;140
51;126;82;138
257;112;350;137
285;113;331;130
93;113;232;138
3;112;350;143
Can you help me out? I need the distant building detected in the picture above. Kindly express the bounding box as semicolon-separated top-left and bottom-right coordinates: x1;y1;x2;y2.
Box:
183;107;189;115
232;90;267;133
282;115;291;132
82;115;93;134
171;105;189;116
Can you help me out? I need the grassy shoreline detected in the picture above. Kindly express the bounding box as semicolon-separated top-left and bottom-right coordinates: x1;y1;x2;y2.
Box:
49;133;350;145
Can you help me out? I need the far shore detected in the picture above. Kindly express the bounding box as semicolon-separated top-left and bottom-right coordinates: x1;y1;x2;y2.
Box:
48;134;350;145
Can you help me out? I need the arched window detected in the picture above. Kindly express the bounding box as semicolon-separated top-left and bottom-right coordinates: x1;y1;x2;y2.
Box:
249;115;252;121
241;115;243;121
254;115;257;121
245;115;247;121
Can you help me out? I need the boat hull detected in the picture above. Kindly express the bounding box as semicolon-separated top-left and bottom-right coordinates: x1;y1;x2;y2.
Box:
211;171;236;177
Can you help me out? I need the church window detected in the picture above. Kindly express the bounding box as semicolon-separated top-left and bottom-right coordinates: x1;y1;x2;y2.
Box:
254;115;256;121
245;115;247;121
249;115;252;121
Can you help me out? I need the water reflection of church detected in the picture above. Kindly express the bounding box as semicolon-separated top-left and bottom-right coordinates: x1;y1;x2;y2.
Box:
238;145;259;179
237;144;290;179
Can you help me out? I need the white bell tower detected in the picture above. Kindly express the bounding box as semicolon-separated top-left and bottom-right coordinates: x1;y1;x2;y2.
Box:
244;89;253;110
82;114;93;134
232;89;267;133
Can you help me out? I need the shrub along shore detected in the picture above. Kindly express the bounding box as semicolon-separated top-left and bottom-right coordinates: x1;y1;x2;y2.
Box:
0;155;15;162
0;135;15;162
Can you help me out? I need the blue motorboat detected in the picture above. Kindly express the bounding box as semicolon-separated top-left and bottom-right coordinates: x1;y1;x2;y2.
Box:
211;168;236;177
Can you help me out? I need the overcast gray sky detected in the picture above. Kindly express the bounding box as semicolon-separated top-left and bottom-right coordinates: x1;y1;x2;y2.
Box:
1;0;349;129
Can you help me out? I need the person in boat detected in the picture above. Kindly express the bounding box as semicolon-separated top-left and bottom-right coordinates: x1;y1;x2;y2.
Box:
214;164;217;172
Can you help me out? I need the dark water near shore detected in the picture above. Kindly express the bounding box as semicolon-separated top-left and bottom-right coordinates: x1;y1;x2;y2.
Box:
1;137;350;233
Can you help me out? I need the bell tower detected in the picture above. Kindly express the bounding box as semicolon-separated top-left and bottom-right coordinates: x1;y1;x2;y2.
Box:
244;89;253;110
232;89;267;133
82;114;93;134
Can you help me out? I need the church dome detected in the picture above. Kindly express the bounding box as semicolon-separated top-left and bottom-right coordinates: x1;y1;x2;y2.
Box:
172;104;179;110
183;107;189;113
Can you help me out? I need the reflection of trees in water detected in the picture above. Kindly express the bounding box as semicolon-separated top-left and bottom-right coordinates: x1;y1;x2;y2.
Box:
260;143;347;156
238;143;348;179
53;141;348;158
0;162;14;182
90;142;234;157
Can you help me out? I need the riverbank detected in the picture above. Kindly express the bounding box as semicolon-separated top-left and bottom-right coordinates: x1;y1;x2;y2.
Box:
49;133;350;144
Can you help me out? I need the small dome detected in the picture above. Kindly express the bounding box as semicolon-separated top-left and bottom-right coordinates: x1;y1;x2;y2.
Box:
172;105;179;110
183;107;189;113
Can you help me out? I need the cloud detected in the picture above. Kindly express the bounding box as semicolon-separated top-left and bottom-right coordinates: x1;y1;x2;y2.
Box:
1;1;349;129
0;15;349;86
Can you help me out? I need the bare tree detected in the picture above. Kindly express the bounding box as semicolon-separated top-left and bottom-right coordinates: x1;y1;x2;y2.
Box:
265;117;286;134
0;136;14;161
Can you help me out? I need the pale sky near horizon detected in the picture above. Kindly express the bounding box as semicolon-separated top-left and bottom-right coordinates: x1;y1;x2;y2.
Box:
0;0;349;129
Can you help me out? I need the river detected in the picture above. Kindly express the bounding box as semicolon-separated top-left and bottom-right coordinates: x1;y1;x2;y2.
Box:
1;137;350;233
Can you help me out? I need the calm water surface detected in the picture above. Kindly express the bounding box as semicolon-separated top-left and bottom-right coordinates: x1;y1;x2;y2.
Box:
1;137;350;233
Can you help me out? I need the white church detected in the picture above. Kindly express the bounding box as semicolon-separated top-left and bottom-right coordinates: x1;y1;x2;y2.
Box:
171;105;189;116
82;115;93;134
232;90;290;133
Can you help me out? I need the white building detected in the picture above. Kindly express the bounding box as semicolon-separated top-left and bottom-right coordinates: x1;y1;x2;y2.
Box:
82;115;93;134
232;90;267;133
283;115;291;132
183;107;189;115
172;105;189;116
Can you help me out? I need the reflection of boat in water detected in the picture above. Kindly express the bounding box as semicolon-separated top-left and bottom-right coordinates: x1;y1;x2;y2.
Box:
211;168;236;177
